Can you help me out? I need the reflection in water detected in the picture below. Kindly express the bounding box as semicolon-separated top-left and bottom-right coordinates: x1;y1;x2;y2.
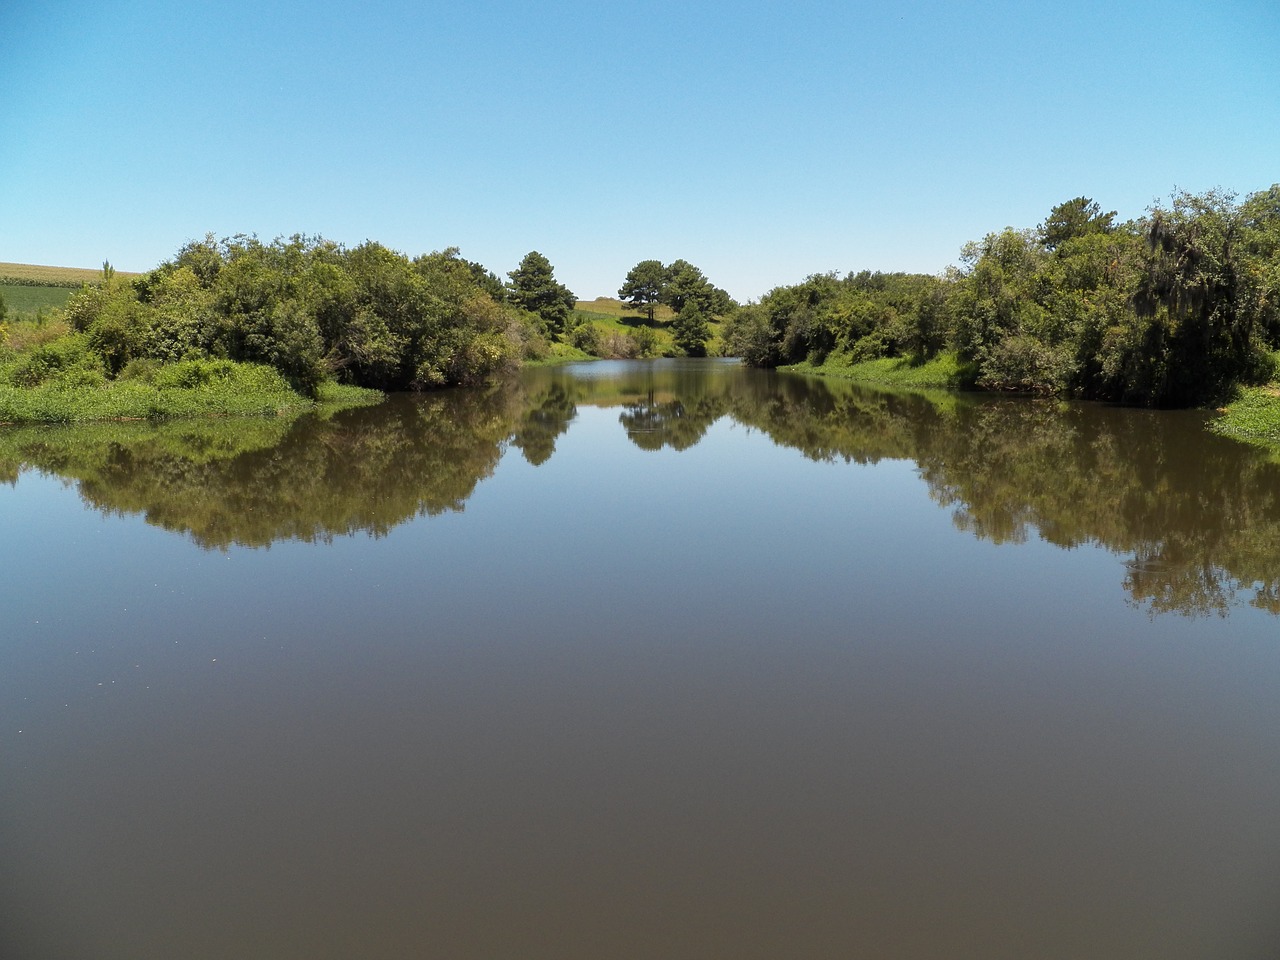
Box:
4;359;1280;960
2;358;1278;615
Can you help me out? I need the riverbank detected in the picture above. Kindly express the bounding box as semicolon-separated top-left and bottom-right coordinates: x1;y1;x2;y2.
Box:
782;350;1280;452
780;352;977;389
1208;386;1280;448
0;358;381;425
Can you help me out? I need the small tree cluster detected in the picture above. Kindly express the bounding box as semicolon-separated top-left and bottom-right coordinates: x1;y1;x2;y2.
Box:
617;258;735;356
618;259;735;322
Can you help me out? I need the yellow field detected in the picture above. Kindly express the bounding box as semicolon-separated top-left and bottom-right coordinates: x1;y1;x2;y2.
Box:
0;262;138;285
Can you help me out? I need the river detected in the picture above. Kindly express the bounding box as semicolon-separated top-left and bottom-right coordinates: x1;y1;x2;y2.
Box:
2;359;1278;959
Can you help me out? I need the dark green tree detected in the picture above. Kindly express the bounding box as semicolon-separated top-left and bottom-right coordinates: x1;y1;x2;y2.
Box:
671;301;711;356
618;259;667;321
1123;189;1273;405
508;251;576;335
656;261;733;317
1039;197;1117;251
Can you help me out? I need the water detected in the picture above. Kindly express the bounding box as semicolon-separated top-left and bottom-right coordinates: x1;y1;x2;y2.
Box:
2;359;1278;959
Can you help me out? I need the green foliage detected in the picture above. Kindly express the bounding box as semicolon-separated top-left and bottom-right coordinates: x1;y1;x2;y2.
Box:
615;258;735;330
660;259;734;317
728;185;1278;408
1210;384;1280;446
0;356;378;424
726;270;955;369
782;351;975;389
570;321;602;353
5;333;104;387
24;235;533;397
1039;197;1116;251
671;301;711;356
618;259;667;321
507;251;576;335
631;325;660;358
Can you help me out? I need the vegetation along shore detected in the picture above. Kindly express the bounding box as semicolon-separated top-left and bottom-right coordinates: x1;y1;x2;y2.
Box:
2;184;1279;444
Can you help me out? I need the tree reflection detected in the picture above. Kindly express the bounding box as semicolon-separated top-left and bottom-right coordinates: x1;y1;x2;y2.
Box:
2;359;1278;616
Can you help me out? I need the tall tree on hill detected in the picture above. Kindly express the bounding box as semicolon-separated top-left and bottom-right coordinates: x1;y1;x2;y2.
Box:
660;260;735;317
508;251;576;335
618;259;667;321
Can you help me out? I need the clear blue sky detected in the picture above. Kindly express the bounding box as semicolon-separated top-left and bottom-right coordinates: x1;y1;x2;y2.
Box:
2;0;1277;302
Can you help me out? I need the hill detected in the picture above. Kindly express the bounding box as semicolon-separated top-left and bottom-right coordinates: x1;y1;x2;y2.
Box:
0;261;138;287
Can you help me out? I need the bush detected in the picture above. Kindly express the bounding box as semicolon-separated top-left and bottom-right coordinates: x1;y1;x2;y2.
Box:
153;358;238;389
8;335;105;387
570;322;601;354
978;335;1076;394
631;326;660;358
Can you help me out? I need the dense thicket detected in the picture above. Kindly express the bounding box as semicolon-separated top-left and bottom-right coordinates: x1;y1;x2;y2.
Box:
724;186;1280;407
60;235;545;395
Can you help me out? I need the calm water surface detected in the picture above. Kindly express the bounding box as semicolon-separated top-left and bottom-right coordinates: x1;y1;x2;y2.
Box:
2;359;1279;959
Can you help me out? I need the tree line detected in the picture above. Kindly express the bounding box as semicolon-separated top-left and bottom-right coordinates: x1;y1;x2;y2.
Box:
723;186;1280;407
8;183;1279;409
51;238;592;396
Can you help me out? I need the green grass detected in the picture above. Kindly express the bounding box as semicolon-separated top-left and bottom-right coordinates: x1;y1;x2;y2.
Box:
567;302;728;359
523;341;596;366
575;297;675;322
0;284;76;314
0;359;382;425
781;351;977;389
1210;386;1280;449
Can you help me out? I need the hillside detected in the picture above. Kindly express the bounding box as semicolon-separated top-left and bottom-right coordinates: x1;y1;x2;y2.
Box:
0;261;138;286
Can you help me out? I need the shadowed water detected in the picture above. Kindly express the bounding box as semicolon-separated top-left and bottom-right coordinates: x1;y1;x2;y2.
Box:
2;359;1279;959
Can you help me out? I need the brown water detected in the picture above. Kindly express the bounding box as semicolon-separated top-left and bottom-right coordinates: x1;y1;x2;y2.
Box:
2;359;1279;959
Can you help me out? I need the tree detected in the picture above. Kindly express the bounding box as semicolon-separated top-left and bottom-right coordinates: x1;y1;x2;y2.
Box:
508;251;576;335
660;260;735;317
671;301;711;356
1123;189;1273;405
618;259;667;321
1039;197;1116;251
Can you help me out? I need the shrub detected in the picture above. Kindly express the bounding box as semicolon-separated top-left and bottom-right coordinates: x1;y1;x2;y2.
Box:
153;358;238;389
9;335;105;387
570;322;601;354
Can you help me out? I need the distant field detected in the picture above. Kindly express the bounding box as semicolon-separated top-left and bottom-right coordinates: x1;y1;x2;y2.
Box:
576;297;675;322
0;262;132;286
0;261;141;318
0;263;104;285
0;284;76;313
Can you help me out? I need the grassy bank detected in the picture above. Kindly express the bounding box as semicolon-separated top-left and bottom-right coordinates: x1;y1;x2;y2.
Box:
781;351;977;389
788;348;1280;453
1210;386;1280;449
0;357;381;425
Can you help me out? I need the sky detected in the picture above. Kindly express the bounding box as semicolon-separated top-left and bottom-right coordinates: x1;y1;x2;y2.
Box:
2;0;1278;302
